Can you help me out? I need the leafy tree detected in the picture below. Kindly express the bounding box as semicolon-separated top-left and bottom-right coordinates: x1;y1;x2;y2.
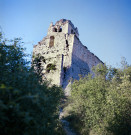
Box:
66;63;131;135
0;31;64;135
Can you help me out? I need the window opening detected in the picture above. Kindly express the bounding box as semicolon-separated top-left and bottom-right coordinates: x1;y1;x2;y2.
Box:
66;40;69;47
59;27;62;32
53;28;57;32
49;36;55;47
71;29;74;34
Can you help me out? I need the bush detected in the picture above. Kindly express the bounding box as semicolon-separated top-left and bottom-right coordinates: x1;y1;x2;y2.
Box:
68;64;131;135
46;63;56;73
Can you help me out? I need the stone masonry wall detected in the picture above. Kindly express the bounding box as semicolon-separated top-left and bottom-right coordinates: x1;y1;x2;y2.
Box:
33;31;74;86
71;35;103;78
33;19;103;95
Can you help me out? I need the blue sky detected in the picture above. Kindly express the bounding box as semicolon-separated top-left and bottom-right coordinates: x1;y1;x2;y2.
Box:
0;0;131;67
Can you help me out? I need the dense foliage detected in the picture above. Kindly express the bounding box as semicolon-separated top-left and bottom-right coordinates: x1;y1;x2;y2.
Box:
0;32;64;135
66;63;131;135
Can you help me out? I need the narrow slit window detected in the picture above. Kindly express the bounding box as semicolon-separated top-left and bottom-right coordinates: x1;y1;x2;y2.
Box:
71;29;73;34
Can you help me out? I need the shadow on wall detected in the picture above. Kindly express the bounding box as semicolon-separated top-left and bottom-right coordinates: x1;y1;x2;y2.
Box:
62;54;90;90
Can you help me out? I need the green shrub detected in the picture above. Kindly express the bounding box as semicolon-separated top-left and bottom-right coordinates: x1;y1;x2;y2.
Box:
0;32;64;135
46;63;56;73
68;64;131;135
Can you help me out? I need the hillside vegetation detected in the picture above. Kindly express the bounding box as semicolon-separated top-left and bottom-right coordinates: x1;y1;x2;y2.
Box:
64;62;131;135
0;32;64;135
0;31;130;135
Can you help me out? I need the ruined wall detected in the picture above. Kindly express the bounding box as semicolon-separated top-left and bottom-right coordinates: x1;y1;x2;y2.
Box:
71;36;103;79
33;23;74;86
33;19;103;95
62;34;103;95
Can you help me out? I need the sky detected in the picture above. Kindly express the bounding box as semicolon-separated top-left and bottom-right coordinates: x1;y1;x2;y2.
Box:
0;0;131;67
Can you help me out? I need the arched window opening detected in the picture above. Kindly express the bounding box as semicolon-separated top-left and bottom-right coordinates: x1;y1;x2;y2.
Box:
53;28;57;32
59;27;62;32
49;36;55;47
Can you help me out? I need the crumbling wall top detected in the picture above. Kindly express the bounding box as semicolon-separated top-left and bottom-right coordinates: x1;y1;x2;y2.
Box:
55;19;75;29
47;19;79;37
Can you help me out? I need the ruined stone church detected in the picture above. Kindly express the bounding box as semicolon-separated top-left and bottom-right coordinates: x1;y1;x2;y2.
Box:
33;19;103;95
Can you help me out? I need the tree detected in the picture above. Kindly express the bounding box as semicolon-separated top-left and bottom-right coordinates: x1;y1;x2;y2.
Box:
0;31;64;135
67;63;131;135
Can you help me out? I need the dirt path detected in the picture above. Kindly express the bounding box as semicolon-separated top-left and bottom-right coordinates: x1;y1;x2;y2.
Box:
60;108;77;135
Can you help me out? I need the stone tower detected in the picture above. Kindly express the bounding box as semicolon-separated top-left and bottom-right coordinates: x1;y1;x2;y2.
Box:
33;19;103;95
